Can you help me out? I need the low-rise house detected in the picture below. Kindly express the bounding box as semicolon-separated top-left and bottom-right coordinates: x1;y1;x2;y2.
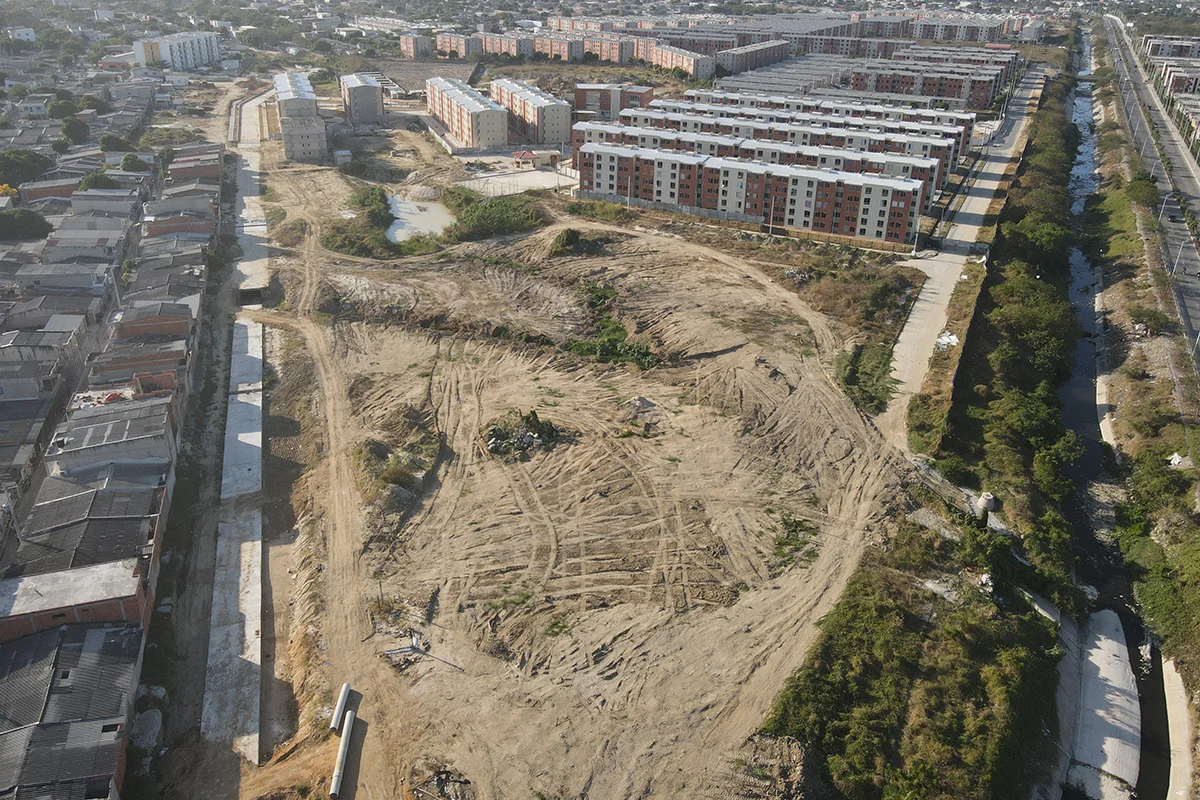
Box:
0;330;80;364
0;623;142;797
71;188;140;216
112;302;193;339
42;394;179;471
40;229;130;264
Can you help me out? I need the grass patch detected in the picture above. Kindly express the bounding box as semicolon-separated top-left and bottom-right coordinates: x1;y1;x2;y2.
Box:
548;227;612;257
566;282;659;369
441;186;546;242
836;341;897;415
761;523;1059;800
564;199;639;223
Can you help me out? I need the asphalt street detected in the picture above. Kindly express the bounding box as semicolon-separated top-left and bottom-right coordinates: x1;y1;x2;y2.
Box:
1106;15;1200;367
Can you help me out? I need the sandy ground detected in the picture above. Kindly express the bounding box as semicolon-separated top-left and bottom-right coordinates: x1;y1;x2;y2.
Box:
235;196;919;799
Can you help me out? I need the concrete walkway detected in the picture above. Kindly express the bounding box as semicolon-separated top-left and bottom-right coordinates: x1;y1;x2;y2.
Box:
199;88;272;764
874;66;1045;450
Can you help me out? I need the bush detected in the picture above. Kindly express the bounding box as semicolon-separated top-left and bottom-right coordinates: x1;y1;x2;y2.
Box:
0;208;51;240
566;282;658;369
98;133;136;152
1129;305;1173;335
120;152;150;171
443;194;546;242
835;342;896;414
79;172;120;191
47;100;78;119
564;199;638;223
60;116;88;145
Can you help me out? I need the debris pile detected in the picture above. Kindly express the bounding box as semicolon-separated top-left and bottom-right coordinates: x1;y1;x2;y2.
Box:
484;409;557;458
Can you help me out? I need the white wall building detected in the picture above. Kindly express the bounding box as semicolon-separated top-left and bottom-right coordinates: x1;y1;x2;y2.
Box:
340;73;384;125
133;31;221;70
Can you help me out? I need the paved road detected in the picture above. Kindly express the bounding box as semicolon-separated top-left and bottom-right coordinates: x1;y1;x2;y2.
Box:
1106;15;1200;365
875;65;1046;449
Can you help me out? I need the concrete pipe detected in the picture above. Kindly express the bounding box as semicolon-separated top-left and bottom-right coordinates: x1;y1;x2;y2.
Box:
329;709;356;799
330;683;351;733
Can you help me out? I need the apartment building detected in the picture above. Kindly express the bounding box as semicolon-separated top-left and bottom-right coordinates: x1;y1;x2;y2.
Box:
534;35;584;62
911;16;1009;43
628;104;965;166
892;45;1020;83
571;122;942;205
680;92;976;154
614;110;957;183
715;41;792;75
340;73;385;125
426;76;509;149
490;78;571;145
396;34;433;60
583;36;634;64
790;36;903;58
1144;35;1200;59
858;15;913;38
574;83;655;120
651;44;716;81
274;73;327;162
849;62;1005;109
133;31;221;70
480;32;534;58
577;142;923;244
436;32;482;58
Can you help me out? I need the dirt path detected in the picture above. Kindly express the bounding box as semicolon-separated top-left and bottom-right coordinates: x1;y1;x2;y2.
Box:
247;310;418;794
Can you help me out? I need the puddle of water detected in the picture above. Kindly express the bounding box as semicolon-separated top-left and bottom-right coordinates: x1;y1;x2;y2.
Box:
385;197;455;242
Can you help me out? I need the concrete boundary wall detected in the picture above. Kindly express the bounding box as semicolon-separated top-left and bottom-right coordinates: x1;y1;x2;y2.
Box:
201;315;265;763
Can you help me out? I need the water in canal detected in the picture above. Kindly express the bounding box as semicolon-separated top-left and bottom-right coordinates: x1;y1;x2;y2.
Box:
1058;32;1171;799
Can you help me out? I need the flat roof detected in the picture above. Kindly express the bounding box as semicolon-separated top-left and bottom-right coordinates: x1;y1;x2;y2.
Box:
580;142;925;192
341;73;381;89
0;558;140;617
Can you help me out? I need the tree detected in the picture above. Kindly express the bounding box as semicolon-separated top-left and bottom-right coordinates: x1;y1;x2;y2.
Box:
77;95;111;114
0;208;52;240
51;139;70;155
0;149;51;186
98;133;135;152
156;147;176;171
78;172;120;191
314;39;332;53
54;88;73;102
60;116;88;145
0;184;16;197
120;152;149;171
47;100;79;119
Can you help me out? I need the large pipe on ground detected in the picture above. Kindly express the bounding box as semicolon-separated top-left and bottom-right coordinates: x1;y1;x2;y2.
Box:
330;683;351;733
330;709;356;799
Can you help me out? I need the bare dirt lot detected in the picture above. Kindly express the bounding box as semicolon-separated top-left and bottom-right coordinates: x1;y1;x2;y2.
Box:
231;187;918;799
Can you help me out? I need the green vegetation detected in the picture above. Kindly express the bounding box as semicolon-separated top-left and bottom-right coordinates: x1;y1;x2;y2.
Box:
0;148;51;186
441;186;547;242
120;152;150;172
548;227;611;257
47;99;77;119
566;282;659;369
835;342;896;414
762;524;1059;800
138;127;203;148
78;172;120;191
932;73;1084;575
564;199;639;223
98;133;136;152
770;512;820;572
60;116;87;145
0;208;51;240
77;95;111;114
321;185;440;259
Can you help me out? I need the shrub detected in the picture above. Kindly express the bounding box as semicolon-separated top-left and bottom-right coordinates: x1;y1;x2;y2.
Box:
79;172;120;191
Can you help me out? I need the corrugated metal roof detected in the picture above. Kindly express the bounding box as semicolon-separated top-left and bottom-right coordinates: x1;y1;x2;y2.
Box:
0;629;59;734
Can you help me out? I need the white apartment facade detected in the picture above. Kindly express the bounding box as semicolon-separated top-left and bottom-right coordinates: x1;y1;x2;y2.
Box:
133;31;221;70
